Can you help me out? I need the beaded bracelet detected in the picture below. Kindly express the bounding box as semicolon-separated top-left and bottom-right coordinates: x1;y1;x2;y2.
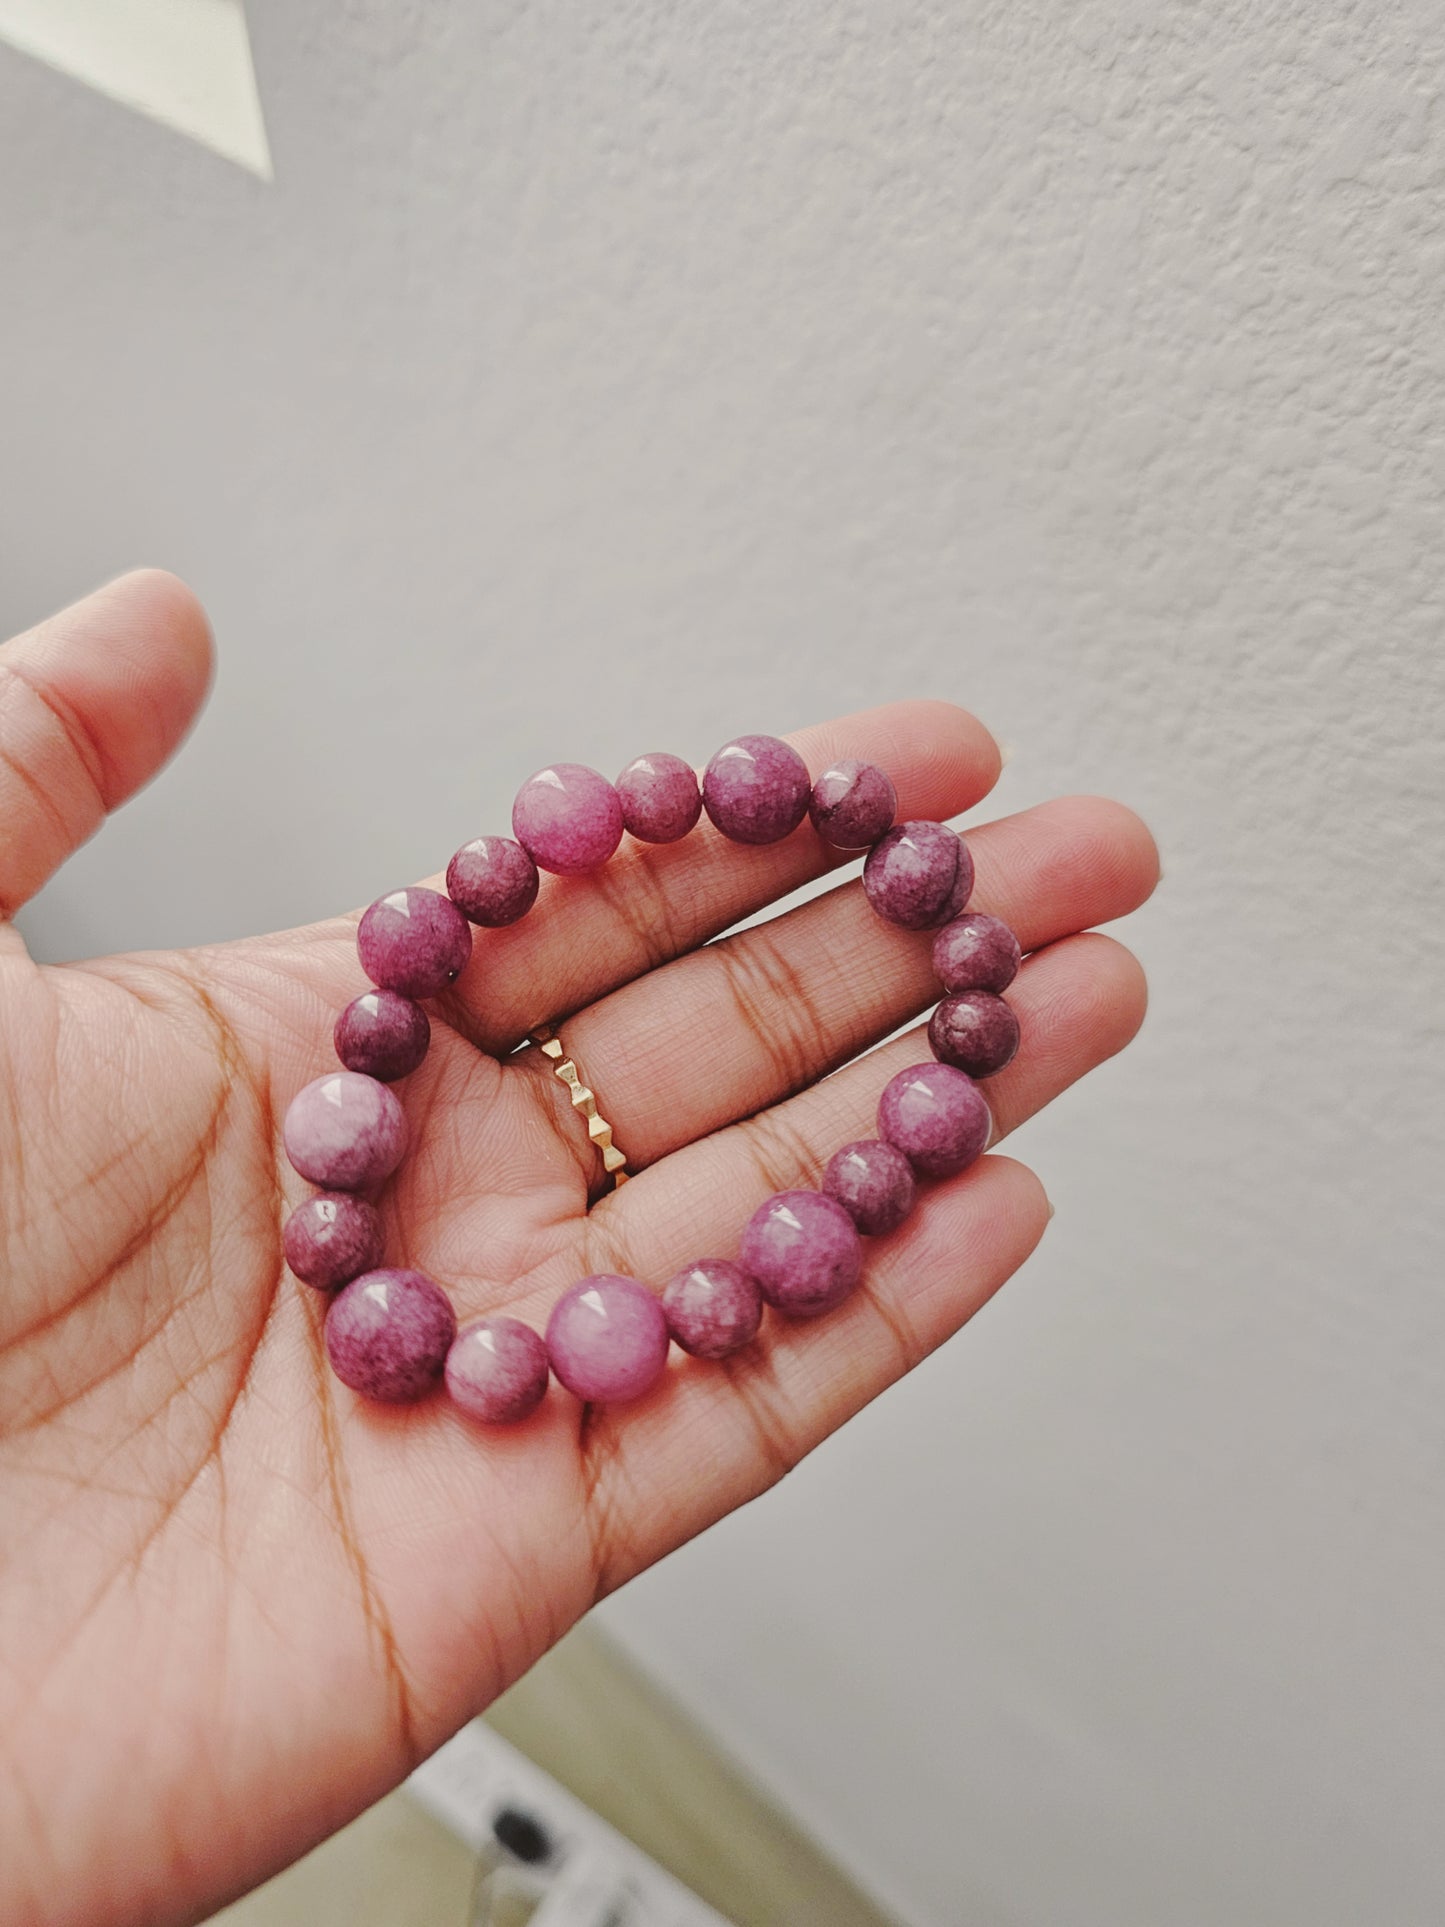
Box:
280;737;1023;1422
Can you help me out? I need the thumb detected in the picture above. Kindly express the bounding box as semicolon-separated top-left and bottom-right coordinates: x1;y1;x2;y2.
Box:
0;570;213;920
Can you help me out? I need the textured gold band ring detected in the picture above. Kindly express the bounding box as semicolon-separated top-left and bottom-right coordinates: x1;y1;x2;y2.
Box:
529;1026;630;1187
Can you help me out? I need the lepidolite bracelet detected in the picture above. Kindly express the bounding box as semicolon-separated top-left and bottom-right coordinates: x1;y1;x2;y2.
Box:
280;737;1024;1423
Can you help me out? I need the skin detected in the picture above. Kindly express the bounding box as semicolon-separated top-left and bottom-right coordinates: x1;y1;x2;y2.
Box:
0;573;1159;1927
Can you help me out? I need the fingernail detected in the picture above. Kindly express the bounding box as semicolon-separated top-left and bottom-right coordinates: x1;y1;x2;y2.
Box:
1046;1198;1056;1221
998;741;1016;767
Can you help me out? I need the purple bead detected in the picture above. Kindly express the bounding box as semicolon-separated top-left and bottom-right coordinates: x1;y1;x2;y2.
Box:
334;990;430;1082
739;1190;863;1319
358;887;472;998
325;1268;456;1402
616;752;703;844
821;1139;918;1237
862;822;974;930
283;1192;385;1290
546;1275;671;1404
661;1260;764;1359
702;735;811;845
929;990;1021;1079
809;760;898;850
446;1316;550;1424
512;764;624;875
283;1071;409;1191
932;913;1021;994
877;1061;991;1178
446;836;540;926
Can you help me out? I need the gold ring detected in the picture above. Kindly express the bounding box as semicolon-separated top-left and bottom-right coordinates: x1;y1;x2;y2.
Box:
529;1026;629;1188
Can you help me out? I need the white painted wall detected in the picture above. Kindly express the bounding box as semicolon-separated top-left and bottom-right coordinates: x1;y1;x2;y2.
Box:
2;5;1442;1922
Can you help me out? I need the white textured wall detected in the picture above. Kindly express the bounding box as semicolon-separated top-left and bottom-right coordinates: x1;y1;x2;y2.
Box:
3;6;1443;1923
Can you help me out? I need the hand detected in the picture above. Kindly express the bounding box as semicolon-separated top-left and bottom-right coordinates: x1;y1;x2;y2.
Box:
0;573;1158;1927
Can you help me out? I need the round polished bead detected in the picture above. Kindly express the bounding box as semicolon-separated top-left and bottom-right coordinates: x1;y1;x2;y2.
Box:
334;989;430;1082
616;751;702;844
661;1259;764;1359
862;821;973;930
808;760;897;850
702;735;811;845
358;887;472;998
283;1072;409;1191
932;912;1021;994
929;990;1021;1079
877;1061;990;1178
739;1190;862;1319
821;1138;918;1238
446;1316;550;1424
325;1268;456;1402
512;764;624;875
283;1192;385;1290
546;1275;671;1404
446;835;540;926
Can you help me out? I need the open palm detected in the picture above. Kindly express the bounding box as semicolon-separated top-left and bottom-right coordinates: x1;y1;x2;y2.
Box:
0;574;1158;1927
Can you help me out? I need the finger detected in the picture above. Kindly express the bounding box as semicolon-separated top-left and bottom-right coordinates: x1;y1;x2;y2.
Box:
555;795;1158;1170
0;571;213;919
433;700;1001;1052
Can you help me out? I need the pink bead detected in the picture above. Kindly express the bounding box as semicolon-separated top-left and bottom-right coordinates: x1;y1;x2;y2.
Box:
616;752;702;844
822;1138;917;1237
929;990;1021;1078
862;822;974;929
739;1190;863;1319
809;760;897;850
446;835;540;926
661;1260;764;1359
358;887;472;998
324;1268;456;1403
334;989;430;1082
546;1275;670;1404
283;1072;409;1191
702;735;811;844
877;1061;990;1178
512;764;624;875
446;1316;550;1423
283;1192;385;1290
932;913;1021;994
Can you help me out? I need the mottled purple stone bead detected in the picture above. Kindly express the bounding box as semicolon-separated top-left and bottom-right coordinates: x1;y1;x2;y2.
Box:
446;835;540;926
929;990;1021;1079
283;1071;409;1191
616;752;703;844
739;1190;863;1319
546;1275;671;1404
446;1316;550;1424
877;1061;991;1179
661;1260;764;1360
334;990;430;1082
702;734;811;845
358;886;472;998
808;759;897;851
932;912;1021;994
512;764;624;875
862;821;974;930
324;1268;456;1403
821;1139;917;1238
283;1192;385;1290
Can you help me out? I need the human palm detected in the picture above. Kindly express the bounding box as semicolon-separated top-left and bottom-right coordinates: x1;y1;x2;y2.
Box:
0;574;1157;1927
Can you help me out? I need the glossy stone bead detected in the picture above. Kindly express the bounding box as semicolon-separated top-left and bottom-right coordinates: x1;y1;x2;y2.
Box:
283;1072;409;1191
546;1275;671;1404
446;835;540;926
512;764;624;875
932;912;1021;994
661;1259;764;1360
702;734;811;845
283;1192;385;1290
739;1190;862;1319
616;751;702;844
808;759;897;850
445;1316;550;1424
929;990;1021;1079
821;1138;917;1238
877;1061;990;1179
334;989;430;1082
358;887;472;998
324;1268;456;1403
862;821;974;930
